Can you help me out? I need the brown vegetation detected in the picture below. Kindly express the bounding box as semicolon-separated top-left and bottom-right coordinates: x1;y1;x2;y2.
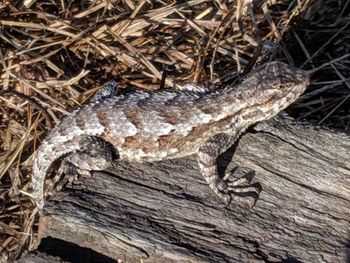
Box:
0;0;349;261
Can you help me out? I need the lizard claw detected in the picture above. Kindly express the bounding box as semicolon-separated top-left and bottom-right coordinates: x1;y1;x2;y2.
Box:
218;168;261;209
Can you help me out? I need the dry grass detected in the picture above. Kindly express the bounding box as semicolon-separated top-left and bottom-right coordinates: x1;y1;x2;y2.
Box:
0;0;349;261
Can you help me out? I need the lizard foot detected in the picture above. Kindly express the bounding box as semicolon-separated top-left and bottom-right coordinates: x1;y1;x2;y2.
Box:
217;168;261;209
56;167;92;191
47;160;92;195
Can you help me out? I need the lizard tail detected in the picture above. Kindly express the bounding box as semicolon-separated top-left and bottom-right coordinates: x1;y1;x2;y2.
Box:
32;155;49;210
31;139;80;210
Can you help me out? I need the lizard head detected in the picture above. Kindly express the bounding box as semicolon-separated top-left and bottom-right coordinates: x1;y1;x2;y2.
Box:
240;61;310;119
265;61;309;97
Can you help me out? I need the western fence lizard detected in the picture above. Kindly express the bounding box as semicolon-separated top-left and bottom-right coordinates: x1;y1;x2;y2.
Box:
31;61;309;210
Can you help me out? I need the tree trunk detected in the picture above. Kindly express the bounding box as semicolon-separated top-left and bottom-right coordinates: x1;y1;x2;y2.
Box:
37;117;350;263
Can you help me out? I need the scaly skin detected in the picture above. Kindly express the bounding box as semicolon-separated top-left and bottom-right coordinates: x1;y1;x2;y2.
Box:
32;62;309;210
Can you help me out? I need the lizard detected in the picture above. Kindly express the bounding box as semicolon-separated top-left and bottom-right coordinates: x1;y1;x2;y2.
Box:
31;61;310;210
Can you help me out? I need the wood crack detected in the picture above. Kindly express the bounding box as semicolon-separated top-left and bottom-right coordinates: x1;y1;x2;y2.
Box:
35;117;350;262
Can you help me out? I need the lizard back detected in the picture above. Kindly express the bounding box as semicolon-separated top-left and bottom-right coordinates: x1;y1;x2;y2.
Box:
32;61;309;209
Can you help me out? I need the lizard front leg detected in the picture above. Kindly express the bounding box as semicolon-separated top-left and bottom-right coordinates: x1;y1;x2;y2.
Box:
197;133;260;207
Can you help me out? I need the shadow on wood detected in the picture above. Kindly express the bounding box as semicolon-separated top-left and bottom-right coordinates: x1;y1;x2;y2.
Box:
36;117;350;262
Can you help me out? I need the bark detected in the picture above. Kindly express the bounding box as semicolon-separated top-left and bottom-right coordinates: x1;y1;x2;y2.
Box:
15;252;68;263
37;117;350;263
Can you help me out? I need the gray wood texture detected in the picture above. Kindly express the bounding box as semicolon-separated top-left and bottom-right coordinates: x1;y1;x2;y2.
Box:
37;117;350;263
15;252;68;263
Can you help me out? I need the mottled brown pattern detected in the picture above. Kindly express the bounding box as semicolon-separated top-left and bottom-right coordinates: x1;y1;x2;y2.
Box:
95;110;111;127
74;114;86;130
122;108;145;129
123;136;158;153
31;62;310;210
185;115;234;143
157;129;179;148
158;110;183;125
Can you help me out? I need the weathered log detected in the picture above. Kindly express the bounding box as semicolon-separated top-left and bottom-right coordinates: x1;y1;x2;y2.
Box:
37;117;350;262
15;251;67;263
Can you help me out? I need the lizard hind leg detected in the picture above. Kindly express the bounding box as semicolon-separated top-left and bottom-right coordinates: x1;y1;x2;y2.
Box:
49;136;117;195
197;133;261;208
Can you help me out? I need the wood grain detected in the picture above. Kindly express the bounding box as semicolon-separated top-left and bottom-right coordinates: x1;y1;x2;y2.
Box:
37;117;350;262
15;251;68;263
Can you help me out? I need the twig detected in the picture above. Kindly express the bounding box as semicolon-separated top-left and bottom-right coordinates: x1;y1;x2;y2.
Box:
0;89;53;130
